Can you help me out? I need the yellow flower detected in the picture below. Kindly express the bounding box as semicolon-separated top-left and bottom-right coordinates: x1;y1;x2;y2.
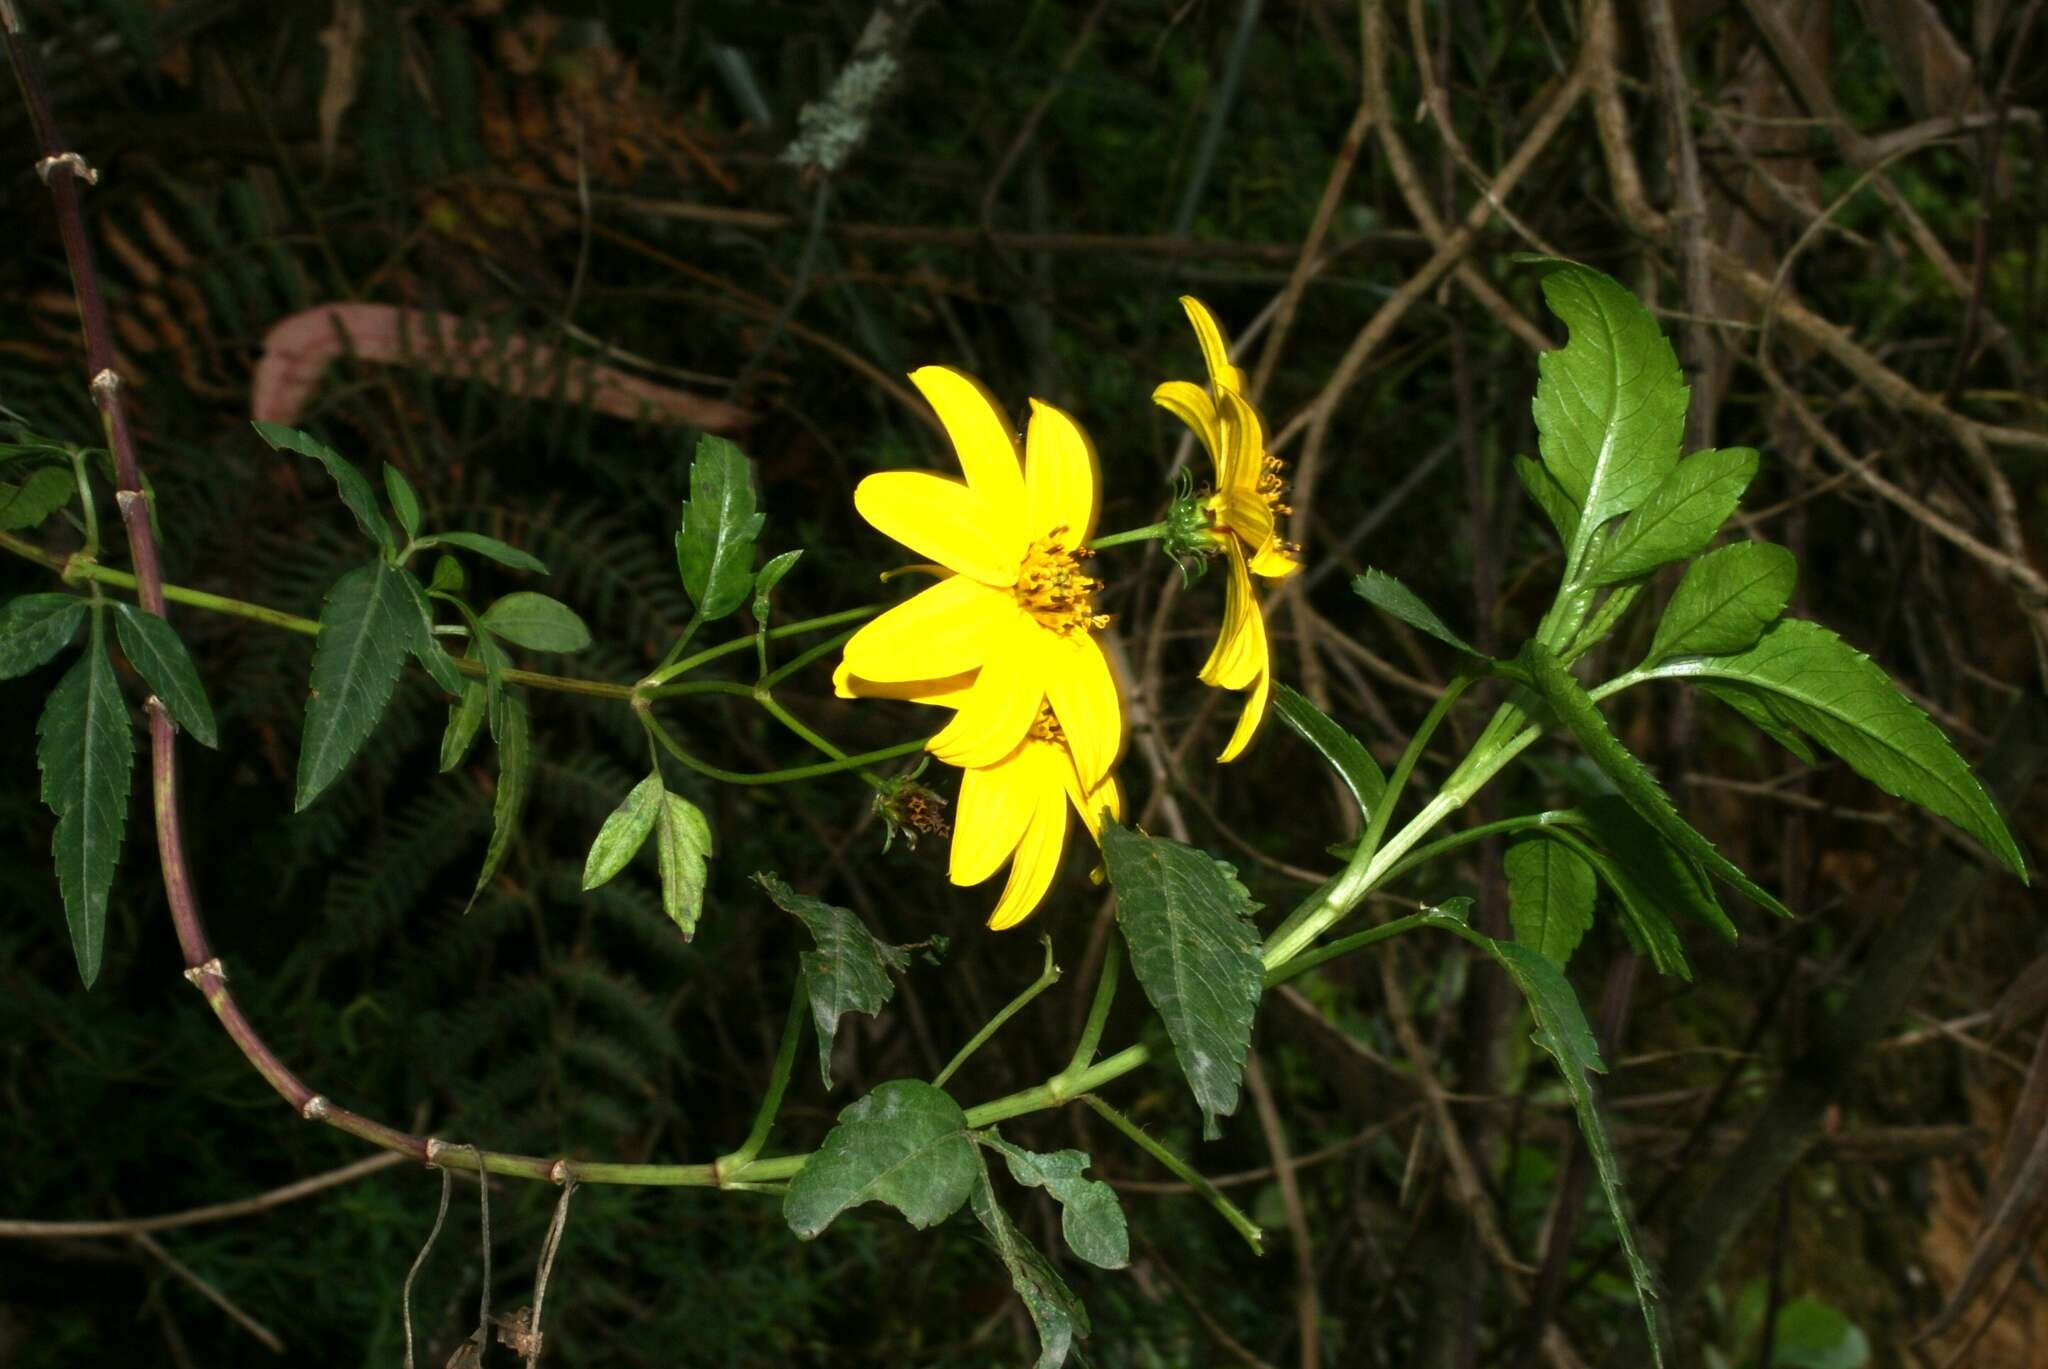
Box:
1153;296;1303;762
836;666;1122;929
839;366;1122;791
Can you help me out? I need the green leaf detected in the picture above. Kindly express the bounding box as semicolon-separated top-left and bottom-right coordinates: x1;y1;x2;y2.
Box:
1485;936;1664;1364
428;554;465;593
1504;837;1596;967
395;569;466;697
1588;448;1758;586
1545;827;1693;978
463;690;530;914
413;531;548;575
1272;683;1386;820
1696;679;1817;764
752;549;803;625
1646;542;1796;665
0;465;76;531
582;772;663;890
1650;619;2026;878
1524;641;1792;919
1581;795;1737;942
967;1149;1091;1369
439;678;487;773
1529;260;1687;541
783;1078;976;1236
36;625;133;988
297;561;416;810
111;604;217;748
1101;822;1263;1139
1567;581;1647;659
0;594;87;679
382;464;422;542
1515;453;1579;545
479;591;591;653
656;790;713;938
676;434;765;621
983;1133;1130;1269
756;872;907;1088
252;421;395;553
1353;569;1484;657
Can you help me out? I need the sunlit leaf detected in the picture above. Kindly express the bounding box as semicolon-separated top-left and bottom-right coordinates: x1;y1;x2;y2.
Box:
656;790;713;938
582;772;663;890
756;872;906;1087
1651;619;2026;878
1273;682;1385;821
676;434;765;621
1102;822;1263;1139
111;604;217;748
479;591;591;653
783;1078;976;1236
1646;542;1796;665
1514;453;1579;545
1587;448;1758;586
297;560;415;810
36;621;132;988
752;549;803;626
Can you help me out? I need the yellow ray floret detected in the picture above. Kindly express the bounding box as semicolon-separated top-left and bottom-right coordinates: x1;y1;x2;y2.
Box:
840;366;1123;789
1153;296;1303;762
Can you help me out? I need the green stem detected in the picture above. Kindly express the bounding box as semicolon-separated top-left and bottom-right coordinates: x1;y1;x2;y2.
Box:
758;627;859;693
716;981;808;1179
658;607;706;670
67;448;98;561
643;604;882;690
1086;521;1172;550
2;531;321;635
641;711;927;786
1053;934;1122;1087
1375;809;1589;886
1263;913;1427;988
1081;1094;1263;1255
932;939;1061;1089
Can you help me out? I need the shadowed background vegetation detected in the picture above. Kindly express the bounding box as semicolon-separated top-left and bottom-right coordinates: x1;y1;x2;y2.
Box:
1;1;2044;1364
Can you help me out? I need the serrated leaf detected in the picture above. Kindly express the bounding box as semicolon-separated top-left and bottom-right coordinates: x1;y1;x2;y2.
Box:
1588;448;1759;586
1651;619;2026;877
752;549;802;625
1101;822;1263;1139
1696;679;1817;764
756;872;907;1087
439;678;487;773
36;626;133;988
1353;569;1485;657
479;591;591;653
252;421;394;553
1529;261;1687;542
0;465;75;531
983;1134;1130;1269
582;772;663;890
0;594;86;678
382;464;421;542
968;1149;1091;1369
413;531;548;575
783;1078;976;1236
111;604;217;748
1273;683;1385;821
1545;828;1693;979
1515;453;1579;544
1524;641;1792;920
656;791;713;938
676;435;765;621
297;561;416;810
395;569;465;697
1504;837;1596;967
1647;542;1796;665
463;689;530;914
1581;795;1737;942
1485;936;1664;1363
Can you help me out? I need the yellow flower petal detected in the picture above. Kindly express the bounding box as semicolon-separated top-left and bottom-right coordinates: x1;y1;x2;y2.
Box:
834;659;977;706
1043;631;1122;792
950;747;1036;886
1199;541;1265;691
842;574;1017;683
1215;663;1272;764
1024;398;1101;545
854;471;1022;586
1152;380;1222;470
1180;295;1247;396
927;620;1046;769
986;768;1069;930
1248;540;1303;579
1215;386;1266;499
1218;487;1275;554
1060;752;1122;842
909;365;1029;516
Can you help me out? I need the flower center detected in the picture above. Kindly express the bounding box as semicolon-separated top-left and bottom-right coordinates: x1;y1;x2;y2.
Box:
1015;526;1109;635
1256;453;1295;521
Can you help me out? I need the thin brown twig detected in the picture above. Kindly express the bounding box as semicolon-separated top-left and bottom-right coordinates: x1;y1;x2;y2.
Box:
130;1228;285;1355
1243;1053;1318;1369
0;1151;408;1239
